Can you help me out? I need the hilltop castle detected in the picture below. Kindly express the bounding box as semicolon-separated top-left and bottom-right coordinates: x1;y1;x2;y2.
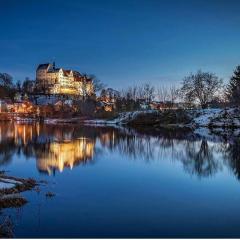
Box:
36;63;93;95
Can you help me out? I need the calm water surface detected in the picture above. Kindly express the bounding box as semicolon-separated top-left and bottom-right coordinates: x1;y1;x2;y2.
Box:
1;122;240;237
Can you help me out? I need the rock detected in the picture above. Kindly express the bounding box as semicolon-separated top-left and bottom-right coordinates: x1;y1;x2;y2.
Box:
45;192;55;198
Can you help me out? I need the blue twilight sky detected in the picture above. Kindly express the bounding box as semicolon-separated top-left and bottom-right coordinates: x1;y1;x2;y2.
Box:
0;0;239;89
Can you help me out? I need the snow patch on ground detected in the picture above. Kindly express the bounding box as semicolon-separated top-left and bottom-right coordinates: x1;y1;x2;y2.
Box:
0;182;15;189
83;119;118;125
193;108;222;126
193;108;240;128
113;110;159;124
0;177;23;190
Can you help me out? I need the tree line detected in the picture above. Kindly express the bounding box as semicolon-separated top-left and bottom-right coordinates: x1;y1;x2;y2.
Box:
1;64;240;110
113;64;240;109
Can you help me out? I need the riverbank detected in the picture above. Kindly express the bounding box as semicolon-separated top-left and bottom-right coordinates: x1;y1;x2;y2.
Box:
0;172;37;209
0;172;55;237
81;108;240;142
2;108;240;131
78;108;240;130
0;173;38;237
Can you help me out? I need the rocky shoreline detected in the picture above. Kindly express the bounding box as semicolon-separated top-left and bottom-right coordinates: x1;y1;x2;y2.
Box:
0;172;37;237
0;172;37;209
0;172;55;237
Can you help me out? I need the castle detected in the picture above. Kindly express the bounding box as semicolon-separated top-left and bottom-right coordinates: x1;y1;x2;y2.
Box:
36;63;93;95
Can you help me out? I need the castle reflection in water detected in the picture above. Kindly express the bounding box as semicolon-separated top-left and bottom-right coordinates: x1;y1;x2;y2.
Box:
0;123;99;174
37;138;94;174
0;122;240;180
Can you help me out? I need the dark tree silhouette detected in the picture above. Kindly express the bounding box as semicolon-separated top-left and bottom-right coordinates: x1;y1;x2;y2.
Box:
16;80;22;92
226;65;240;106
0;73;13;88
0;73;16;100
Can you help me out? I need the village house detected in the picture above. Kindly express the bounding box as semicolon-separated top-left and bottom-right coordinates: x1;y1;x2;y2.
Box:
13;100;35;114
36;62;93;96
0;99;11;112
97;88;120;112
150;101;184;110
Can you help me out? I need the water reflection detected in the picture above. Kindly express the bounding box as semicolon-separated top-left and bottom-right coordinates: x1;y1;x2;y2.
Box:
0;123;96;174
36;138;95;174
223;139;240;179
179;140;221;177
0;122;240;180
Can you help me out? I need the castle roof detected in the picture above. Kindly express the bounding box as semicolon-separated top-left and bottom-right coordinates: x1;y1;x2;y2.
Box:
74;75;92;82
37;63;92;83
63;70;73;77
37;63;51;70
73;71;82;77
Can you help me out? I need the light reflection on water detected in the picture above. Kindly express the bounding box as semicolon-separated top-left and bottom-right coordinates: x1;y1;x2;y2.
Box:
1;122;240;237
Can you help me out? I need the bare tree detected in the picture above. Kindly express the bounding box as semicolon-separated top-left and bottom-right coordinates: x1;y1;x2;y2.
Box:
83;74;105;94
169;85;179;106
16;80;22;92
142;83;155;103
92;78;105;93
126;86;138;101
180;70;223;109
80;75;88;101
120;85;140;101
156;86;169;102
0;73;13;88
136;85;144;100
132;86;138;101
22;77;34;94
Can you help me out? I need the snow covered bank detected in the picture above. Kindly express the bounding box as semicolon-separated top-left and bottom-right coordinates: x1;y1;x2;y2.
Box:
82;119;118;125
193;108;222;127
113;109;192;126
16;108;240;131
120;108;240;129
193;108;240;128
76;111;160;126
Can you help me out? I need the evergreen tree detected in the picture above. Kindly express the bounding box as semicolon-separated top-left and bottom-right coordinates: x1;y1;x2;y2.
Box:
227;65;240;106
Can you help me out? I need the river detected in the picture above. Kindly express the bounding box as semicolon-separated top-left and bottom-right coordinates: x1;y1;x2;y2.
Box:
0;122;240;237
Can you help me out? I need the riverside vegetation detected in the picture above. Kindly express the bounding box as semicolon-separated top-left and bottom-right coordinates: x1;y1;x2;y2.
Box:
0;66;240;126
